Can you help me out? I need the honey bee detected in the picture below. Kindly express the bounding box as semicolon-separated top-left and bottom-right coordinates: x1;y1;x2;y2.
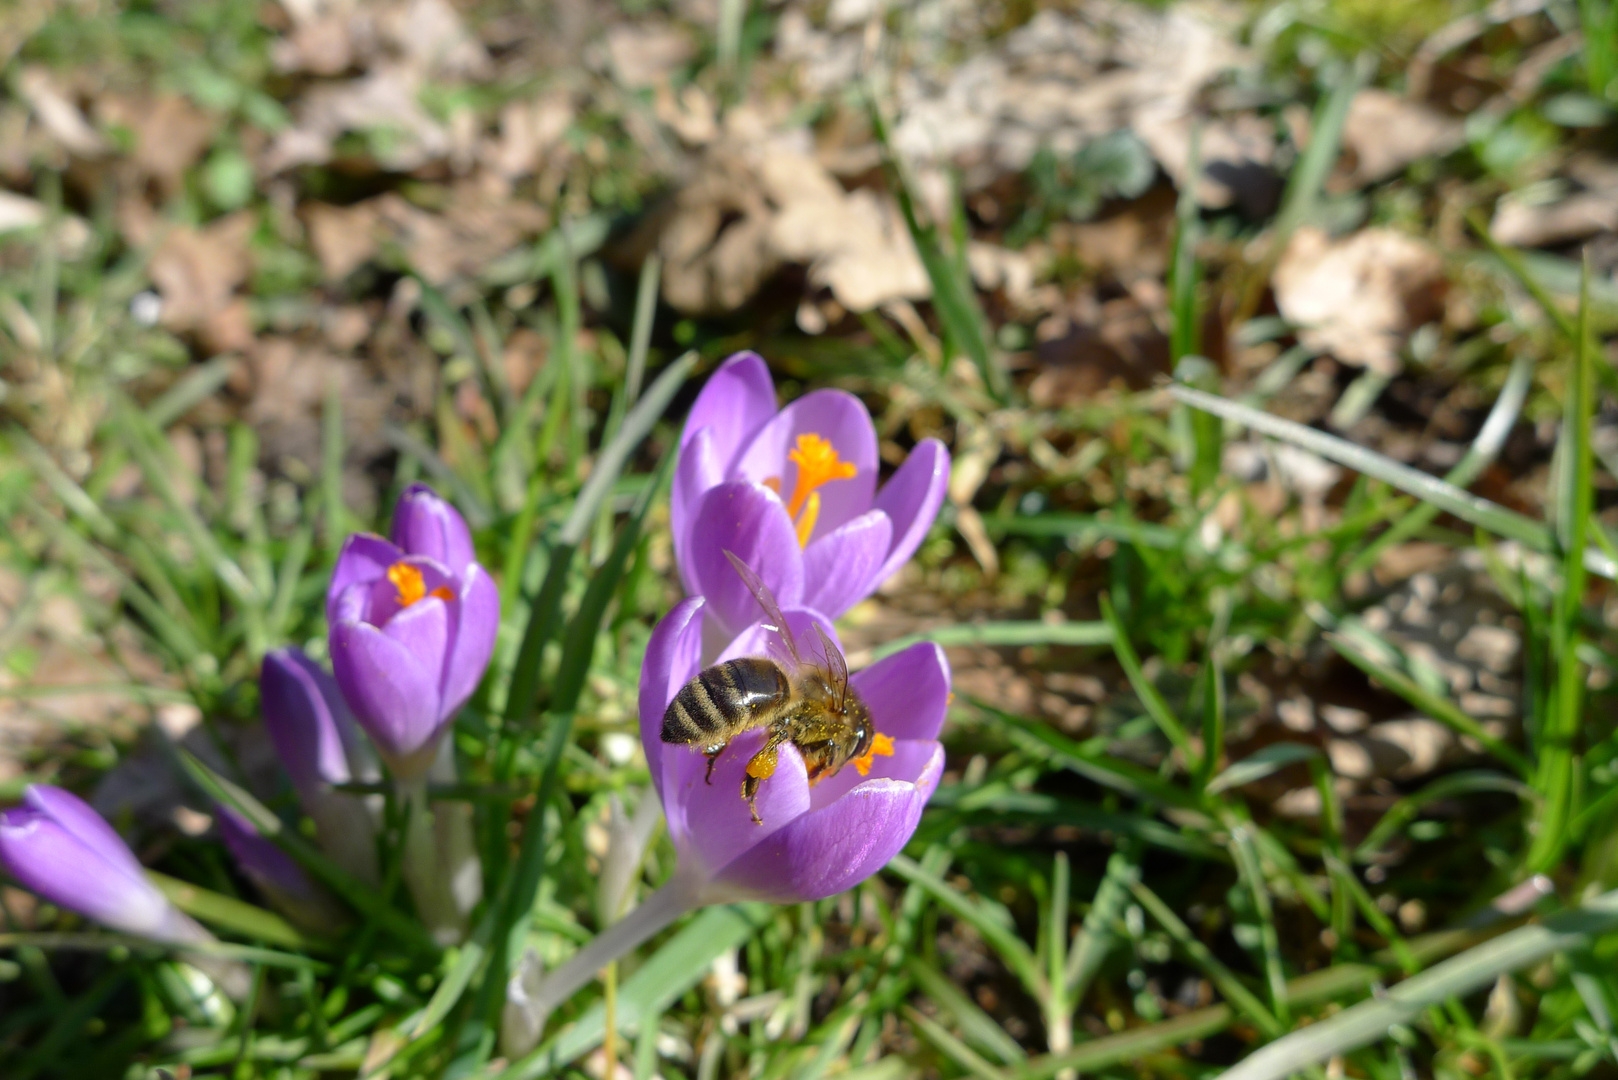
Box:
661;551;874;825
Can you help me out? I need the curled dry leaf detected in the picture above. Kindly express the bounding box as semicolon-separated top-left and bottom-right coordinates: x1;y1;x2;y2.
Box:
0;192;92;258
1273;226;1446;376
886;5;1266;210
147;212;256;350
16;66;106;158
1490;155;1618;248
1336;89;1465;188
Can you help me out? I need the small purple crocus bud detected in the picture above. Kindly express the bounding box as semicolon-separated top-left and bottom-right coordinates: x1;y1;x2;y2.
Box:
671;352;950;647
260;648;380;883
261;648;358;801
326;534;499;781
391;483;476;575
0;785;205;944
639;599;947;904
216;805;348;932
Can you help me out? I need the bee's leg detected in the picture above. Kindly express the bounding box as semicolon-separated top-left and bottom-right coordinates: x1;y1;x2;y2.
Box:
742;739;782;825
702;744;726;785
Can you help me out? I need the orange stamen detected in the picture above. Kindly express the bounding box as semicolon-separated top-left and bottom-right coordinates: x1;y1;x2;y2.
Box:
785;434;856;519
388;562;456;608
852;732;895;777
763;433;857;549
794;492;820;548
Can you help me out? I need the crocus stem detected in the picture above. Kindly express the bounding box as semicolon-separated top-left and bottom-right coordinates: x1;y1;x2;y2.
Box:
518;877;697;1032
399;779;468;944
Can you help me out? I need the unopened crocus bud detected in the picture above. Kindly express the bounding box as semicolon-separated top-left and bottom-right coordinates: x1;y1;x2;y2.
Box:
260;648;379;883
391;483;477;574
216;805;348;932
326;487;499;781
0;785;205;945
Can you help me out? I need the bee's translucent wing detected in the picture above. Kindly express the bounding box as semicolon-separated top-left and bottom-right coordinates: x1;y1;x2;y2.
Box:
723;550;804;670
809;621;850;710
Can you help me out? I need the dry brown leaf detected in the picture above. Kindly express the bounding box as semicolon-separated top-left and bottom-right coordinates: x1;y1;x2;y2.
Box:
16;66;106;157
98;94;218;196
263;66;451;173
1490;155;1618;247
305;200;382;281
1337;89;1464;187
1273;226;1446;375
486;94;576;180
602;22;695;90
148;211;255;337
246;338;387;470
887;5;1263;208
0;191;92;257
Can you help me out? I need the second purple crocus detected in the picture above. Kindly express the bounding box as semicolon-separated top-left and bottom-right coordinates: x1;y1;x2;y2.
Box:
326;485;499;780
0;785;206;945
671;352;951;647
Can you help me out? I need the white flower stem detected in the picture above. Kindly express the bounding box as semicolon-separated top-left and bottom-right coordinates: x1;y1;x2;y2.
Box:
398;778;468;944
518;877;697;1031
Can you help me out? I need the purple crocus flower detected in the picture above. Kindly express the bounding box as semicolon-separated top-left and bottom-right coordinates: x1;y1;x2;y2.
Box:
391;482;477;574
326;486;499;780
671;352;950;647
216;805;347;932
0;785;205;944
261;647;380;882
638;596;947;903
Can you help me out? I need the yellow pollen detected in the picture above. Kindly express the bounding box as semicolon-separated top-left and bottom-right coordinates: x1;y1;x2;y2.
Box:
388;562;455;607
764;433;856;548
852;732;895;777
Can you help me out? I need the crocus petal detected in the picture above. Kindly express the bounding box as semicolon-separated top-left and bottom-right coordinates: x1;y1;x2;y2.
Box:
331;620;442;767
707;743;944;903
0;786;178;939
639;597;707;797
681;351;777;470
686;482;804;643
670;426;723;595
800;510;892;619
22;785;148;881
438;564;499;718
670;727;811;879
261;648;353;798
870;438;950;587
326;534;403;625
806;738;940;809
392;484;476;573
732;389;878;542
849;641;951;743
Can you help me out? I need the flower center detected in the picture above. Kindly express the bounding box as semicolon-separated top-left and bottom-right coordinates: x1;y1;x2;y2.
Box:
852;732;895;777
388;562;456;608
763;433;857;548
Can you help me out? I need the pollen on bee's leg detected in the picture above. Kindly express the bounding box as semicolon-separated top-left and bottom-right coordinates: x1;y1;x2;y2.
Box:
746;743;778;780
852;732;895;776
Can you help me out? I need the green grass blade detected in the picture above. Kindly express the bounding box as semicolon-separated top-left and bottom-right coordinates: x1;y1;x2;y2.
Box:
1528;256;1596;875
1347;356;1533;576
626;255;661;407
1169;384;1617;580
907;958;1027;1065
1218;890;1618;1080
1101;594;1198;772
888;854;1046;1001
146;872;320;952
1130;878;1283;1039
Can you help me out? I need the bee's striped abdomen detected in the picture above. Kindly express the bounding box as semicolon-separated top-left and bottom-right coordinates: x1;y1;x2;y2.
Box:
661;658;789;744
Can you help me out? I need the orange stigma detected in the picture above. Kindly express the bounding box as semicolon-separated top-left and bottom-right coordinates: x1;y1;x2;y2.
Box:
852;732;895;776
766;433;857;548
388;562;455;607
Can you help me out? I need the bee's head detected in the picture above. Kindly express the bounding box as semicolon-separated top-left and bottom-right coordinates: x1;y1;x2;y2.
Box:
846;693;874;759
